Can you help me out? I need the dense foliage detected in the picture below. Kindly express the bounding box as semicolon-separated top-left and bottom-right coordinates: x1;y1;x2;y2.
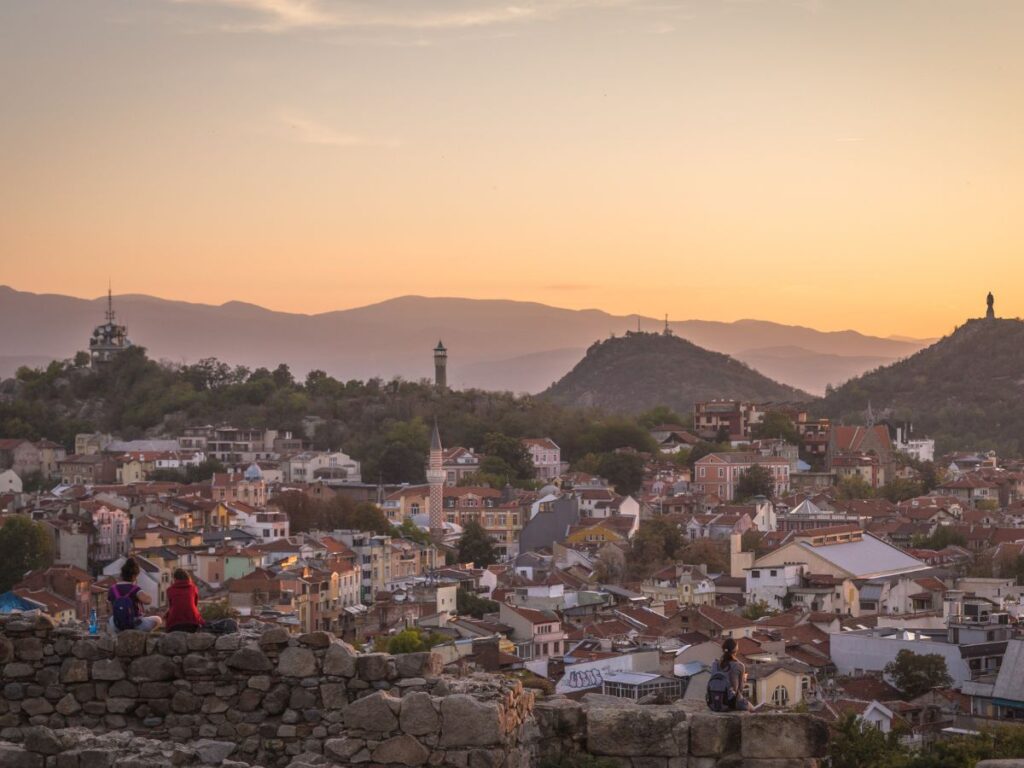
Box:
0;348;661;485
456;521;498;567
883;650;953;699
829;713;1024;768
0;516;54;592
819;318;1024;455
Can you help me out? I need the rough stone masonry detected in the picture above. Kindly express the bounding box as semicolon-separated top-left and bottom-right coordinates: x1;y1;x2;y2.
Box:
0;613;831;767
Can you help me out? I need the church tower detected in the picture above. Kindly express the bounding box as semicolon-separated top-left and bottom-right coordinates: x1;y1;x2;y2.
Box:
434;340;448;388
426;420;445;532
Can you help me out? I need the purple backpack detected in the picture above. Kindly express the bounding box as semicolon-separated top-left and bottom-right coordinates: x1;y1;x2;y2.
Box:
110;583;139;631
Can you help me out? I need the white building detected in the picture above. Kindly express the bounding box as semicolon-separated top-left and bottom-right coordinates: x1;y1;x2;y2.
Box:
746;563;805;610
0;469;23;494
522;438;564;481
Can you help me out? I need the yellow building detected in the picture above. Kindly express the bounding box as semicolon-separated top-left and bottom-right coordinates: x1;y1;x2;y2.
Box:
744;661;815;709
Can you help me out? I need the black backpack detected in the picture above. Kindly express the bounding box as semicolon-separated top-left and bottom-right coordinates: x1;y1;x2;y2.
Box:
706;663;736;712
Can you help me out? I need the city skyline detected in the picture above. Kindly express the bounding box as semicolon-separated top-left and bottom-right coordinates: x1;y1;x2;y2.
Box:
3;1;1024;337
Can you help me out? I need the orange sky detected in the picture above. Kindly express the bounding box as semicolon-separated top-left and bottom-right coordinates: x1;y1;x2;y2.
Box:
2;1;1022;337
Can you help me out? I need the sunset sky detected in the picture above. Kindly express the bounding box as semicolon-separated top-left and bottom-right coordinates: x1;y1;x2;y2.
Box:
2;1;1022;337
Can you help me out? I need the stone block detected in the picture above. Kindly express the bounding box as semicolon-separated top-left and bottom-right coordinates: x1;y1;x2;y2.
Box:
15;638;44;662
23;725;63;755
90;660;125;682
277;647;318;678
345;690;399;732
4;663;36;679
225;647;272;673
21;697;55;716
114;632;147;658
400;691;440;736
585;705;685;757
128;655;176;682
356;653;390;681
153;633;186;658
320;682;347;710
259;628;290;647
0;744;44;768
440;695;501;748
298;632;331;649
688;713;741;757
741;715;829;760
323;643;357;678
325;738;365;762
59;660;89;685
373;734;430;766
182;654;218;677
192;739;237;765
185;634;216;652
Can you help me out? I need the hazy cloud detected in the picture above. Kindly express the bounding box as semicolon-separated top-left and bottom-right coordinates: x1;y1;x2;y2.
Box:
282;112;400;148
170;0;657;32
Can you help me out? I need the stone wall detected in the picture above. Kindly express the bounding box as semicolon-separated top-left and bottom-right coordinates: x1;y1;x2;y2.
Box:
1;614;830;768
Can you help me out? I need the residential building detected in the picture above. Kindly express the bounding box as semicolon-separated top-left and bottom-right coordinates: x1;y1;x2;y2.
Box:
641;564;715;609
499;602;568;660
827;425;895;489
692;453;791;501
442;447;481;486
57;454;117;485
693;401;766;441
522;438;563;481
209;472;267;508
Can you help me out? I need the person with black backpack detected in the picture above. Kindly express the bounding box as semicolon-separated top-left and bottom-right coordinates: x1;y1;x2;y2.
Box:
706;637;749;712
107;557;162;633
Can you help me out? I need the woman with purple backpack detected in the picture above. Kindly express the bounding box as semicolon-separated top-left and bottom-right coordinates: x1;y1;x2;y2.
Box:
107;557;162;633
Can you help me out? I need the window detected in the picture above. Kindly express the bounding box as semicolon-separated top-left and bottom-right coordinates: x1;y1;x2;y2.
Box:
718;468;724;478
751;570;760;578
770;570;777;577
699;468;706;478
771;686;789;706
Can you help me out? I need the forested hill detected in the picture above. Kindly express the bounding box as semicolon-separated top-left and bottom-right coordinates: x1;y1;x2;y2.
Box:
818;318;1024;455
0;347;660;484
542;332;811;414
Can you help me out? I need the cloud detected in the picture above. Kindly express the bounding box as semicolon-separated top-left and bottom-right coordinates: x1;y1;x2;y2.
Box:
170;0;654;33
281;113;400;148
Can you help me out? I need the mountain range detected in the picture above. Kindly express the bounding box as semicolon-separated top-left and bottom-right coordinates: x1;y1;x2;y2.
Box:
0;286;930;394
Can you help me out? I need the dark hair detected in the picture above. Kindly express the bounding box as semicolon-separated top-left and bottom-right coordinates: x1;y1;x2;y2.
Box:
720;637;737;668
173;568;190;582
120;557;140;582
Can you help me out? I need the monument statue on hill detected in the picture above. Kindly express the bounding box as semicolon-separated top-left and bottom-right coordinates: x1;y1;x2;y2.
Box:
986;291;995;319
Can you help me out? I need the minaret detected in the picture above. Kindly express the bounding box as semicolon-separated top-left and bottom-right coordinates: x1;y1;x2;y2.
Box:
426;420;445;532
434;340;448;389
986;292;995;320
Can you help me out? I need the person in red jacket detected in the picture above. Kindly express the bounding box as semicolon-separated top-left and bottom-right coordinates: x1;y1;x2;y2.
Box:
165;569;205;633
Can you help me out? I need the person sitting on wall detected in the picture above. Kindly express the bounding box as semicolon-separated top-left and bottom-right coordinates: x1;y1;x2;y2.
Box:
108;557;162;633
165;568;205;633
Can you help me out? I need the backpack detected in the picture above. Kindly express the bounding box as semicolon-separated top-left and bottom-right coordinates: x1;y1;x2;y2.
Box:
706;662;736;712
111;584;139;631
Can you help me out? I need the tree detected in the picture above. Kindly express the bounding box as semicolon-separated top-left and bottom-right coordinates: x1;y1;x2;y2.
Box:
752;411;799;444
880;477;922;503
883;649;952;698
742;601;774;620
735;464;774;501
457;589;499;618
457;521;497;567
385;628;448;654
200;600;237;622
837;474;874;500
679;539;729;573
482;432;535;481
596;452;645;496
911;526;966;551
828;713;906;768
637;406;688;430
0;516;54;592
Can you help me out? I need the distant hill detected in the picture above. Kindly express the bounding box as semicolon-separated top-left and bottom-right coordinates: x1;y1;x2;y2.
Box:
542;331;812;415
0;286;927;393
819;318;1024;455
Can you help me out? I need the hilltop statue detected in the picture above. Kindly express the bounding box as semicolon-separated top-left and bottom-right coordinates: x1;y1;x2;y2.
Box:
986;292;995;320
